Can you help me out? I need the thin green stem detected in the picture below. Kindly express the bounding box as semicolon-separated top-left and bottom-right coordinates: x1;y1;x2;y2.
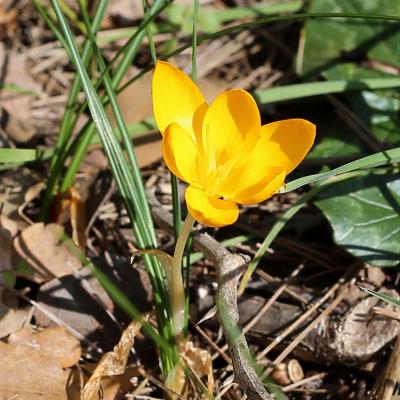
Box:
191;0;199;81
170;213;195;340
141;0;157;63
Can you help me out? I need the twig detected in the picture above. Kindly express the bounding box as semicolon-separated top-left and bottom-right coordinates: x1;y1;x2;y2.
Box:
369;334;400;400
148;191;271;400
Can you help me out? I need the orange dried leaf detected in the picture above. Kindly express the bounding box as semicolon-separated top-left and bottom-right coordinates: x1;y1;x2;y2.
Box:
83;317;146;400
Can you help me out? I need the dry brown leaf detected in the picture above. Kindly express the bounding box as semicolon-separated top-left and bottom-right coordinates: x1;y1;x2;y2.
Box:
0;167;42;228
83;317;146;400
0;5;17;36
0;43;42;143
183;341;214;395
13;223;82;283
0;217;28;338
72;365;139;400
17;181;46;224
33;266;117;345
0;327;81;400
69;187;87;248
7;326;81;368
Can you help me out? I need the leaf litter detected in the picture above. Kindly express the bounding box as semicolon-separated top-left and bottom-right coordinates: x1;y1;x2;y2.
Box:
2;0;400;398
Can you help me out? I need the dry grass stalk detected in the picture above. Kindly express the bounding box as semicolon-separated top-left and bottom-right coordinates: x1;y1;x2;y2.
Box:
368;334;400;400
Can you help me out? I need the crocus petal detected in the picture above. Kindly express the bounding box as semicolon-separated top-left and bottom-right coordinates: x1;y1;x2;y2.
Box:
185;186;239;227
162;123;199;184
218;162;285;205
201;89;261;167
152;61;207;138
260;119;316;174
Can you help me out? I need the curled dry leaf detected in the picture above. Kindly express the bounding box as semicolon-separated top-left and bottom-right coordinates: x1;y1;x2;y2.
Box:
13;223;81;283
183;341;214;395
0;326;81;400
17;181;46;224
0;167;42;228
83;317;147;400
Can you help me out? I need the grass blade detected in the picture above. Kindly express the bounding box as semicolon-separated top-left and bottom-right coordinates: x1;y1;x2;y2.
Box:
37;0;108;219
358;286;400;307
285;147;400;192
254;78;400;103
60;0;166;194
50;0;177;372
0;148;52;164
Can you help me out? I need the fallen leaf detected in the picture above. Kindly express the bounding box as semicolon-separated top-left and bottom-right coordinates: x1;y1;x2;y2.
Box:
83;317;146;400
0;5;17;37
13;223;82;283
183;341;214;395
34;266;119;349
0;43;42;143
7;326;81;368
17;181;46;225
0;299;28;339
0;167;41;227
0;216;28;338
0;327;81;400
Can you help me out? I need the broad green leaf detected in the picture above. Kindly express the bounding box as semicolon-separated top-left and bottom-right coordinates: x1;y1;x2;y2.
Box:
307;132;364;159
324;64;400;147
315;173;400;266
166;0;302;33
300;0;400;77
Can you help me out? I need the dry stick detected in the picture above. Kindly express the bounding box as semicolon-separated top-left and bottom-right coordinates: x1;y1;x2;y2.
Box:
262;282;352;379
130;378;150;397
243;263;304;334
255;269;309;305
369;334;400;400
257;275;347;360
138;366;185;400
282;372;327;392
2;283;103;355
216;382;241;399
212;263;305;361
192;321;232;364
148;191;272;400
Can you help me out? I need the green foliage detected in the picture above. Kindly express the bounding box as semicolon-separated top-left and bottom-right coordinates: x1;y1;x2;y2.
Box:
300;0;400;77
49;0;178;374
315;172;400;266
166;0;302;33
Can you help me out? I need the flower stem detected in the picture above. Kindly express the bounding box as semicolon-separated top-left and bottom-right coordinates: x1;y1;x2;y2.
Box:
170;213;194;341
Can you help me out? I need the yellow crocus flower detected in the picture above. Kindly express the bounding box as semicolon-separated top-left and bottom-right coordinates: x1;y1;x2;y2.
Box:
152;60;316;227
